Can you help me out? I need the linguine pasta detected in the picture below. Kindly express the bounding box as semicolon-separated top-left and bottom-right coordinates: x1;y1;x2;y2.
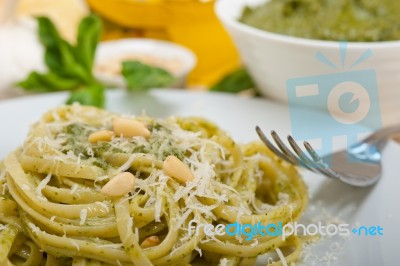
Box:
0;105;307;265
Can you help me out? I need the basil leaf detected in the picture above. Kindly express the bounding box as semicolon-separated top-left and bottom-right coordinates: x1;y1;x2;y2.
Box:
76;15;102;74
18;72;81;92
37;17;62;50
20;15;105;108
122;61;175;91
37;16;93;82
37;17;65;73
58;40;87;79
43;48;62;72
210;68;256;93
66;84;105;108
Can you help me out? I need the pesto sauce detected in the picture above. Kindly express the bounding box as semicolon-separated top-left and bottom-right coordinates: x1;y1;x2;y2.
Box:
136;122;185;161
240;0;400;42
61;123;94;159
92;123;185;161
60;122;185;166
60;123;111;170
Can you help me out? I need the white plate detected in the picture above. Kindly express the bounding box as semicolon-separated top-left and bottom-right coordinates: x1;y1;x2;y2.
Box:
0;90;398;265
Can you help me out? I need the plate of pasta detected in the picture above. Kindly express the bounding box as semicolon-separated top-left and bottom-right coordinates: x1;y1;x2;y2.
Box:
0;90;398;266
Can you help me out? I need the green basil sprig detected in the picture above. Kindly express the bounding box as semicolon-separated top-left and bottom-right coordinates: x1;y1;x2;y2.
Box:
122;61;175;91
210;68;257;94
18;15;104;107
19;15;180;108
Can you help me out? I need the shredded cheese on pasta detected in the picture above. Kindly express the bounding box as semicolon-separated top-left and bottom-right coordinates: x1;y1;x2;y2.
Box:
0;105;308;265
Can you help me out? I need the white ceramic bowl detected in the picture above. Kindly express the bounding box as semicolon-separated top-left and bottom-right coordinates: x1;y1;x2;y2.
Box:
94;38;196;88
216;0;400;126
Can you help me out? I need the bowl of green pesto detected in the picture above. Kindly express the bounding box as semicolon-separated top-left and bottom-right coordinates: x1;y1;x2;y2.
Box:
215;0;400;126
240;0;400;42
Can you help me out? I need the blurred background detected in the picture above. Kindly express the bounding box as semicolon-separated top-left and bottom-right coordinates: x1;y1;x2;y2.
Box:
0;0;242;95
2;0;397;126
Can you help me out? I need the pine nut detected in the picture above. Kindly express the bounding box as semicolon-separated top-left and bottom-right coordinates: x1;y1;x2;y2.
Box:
163;155;194;184
101;172;135;197
112;117;150;138
140;236;160;248
88;130;114;143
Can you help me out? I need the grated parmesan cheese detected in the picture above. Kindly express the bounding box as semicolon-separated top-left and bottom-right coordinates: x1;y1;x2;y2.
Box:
250;238;259;247
98;243;124;249
134;227;139;243
2;183;8;195
69;239;80;251
95;201;110;213
70;184;79;194
0;169;5;182
194;246;202;257
275;248;288;266
220;258;228;266
127;217;133;232
0;224;7;231
79;208;87;226
28;222;41;233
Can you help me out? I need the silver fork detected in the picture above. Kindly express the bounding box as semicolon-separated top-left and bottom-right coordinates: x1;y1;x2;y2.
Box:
255;126;400;187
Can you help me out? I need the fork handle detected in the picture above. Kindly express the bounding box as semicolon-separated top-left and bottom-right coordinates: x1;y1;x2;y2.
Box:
362;125;400;149
349;125;400;161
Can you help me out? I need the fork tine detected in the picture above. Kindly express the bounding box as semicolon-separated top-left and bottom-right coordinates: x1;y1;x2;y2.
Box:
255;126;297;165
270;131;303;166
287;135;339;179
257;127;342;180
303;141;324;162
303;141;342;180
286;136;318;169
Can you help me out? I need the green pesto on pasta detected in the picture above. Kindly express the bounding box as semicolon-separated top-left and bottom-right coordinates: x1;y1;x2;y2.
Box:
0;105;307;266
